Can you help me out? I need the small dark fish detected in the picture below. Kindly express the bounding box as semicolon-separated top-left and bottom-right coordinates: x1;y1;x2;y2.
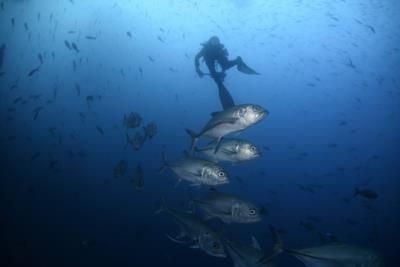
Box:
67;30;76;34
328;143;337;148
29;94;41;100
75;83;80;96
11;17;15;27
30;152;40;161
51;86;57;101
169;67;177;73
24;22;28;31
132;164;144;191
28;66;40;77
79;112;85;121
138;67;143;76
143;122;157;139
51;51;55;60
339;120;347;126
113;160;128;178
48;160;58;169
354;188;378;199
0;43;5;69
96;126;104;135
126;31;132;38
1;2;4;11
37;12;41;22
366;25;375;33
71;42;79;53
33;107;43;120
148;56;154;62
344;57;356;69
85;35;96;40
13;96;23;104
0;71;5;76
64;40;71;50
38;53;43;64
48;127;57;138
157;36;164;43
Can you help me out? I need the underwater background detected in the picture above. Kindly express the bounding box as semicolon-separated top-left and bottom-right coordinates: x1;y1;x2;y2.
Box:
1;0;399;266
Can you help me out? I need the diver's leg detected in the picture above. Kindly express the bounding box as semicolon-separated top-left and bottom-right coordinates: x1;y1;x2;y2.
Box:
219;57;240;71
217;82;235;110
205;60;235;109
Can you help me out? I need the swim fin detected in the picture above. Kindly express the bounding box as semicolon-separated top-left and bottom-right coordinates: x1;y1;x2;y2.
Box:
218;84;235;110
237;57;259;75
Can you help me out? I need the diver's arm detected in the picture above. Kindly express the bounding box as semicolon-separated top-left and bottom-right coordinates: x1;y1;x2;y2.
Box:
194;50;204;77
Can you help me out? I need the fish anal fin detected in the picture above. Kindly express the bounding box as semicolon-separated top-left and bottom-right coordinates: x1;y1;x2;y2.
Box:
251;236;261;250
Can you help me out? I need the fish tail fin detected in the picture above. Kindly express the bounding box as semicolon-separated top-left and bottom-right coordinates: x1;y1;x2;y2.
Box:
154;197;166;215
269;225;284;255
124;133;130;150
165;234;188;244
257;225;284;264
185;128;199;156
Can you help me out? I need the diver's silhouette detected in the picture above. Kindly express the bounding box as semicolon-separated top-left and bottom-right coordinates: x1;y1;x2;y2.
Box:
195;36;259;110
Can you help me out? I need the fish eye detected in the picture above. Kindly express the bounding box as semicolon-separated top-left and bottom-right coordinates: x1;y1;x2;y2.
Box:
218;171;225;177
212;242;219;249
250;146;256;151
249;209;256;215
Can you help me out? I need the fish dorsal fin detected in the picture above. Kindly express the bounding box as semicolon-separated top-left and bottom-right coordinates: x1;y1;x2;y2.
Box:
251;236;261;250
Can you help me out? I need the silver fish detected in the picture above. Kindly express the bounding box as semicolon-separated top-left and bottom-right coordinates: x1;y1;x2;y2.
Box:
225;237;276;267
156;204;226;258
195;138;261;163
160;153;229;187
186;104;268;155
193;190;261;223
259;226;384;267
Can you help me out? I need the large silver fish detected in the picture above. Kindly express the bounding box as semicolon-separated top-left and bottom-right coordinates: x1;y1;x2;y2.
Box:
160;153;229;186
186;104;268;155
225;236;276;267
259;226;384;267
193;191;261;223
156;204;226;258
195;138;261;163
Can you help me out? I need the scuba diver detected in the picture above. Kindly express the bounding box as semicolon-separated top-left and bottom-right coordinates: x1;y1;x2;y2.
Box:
194;36;259;110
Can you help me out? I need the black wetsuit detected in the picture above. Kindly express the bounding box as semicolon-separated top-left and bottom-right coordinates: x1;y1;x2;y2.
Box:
195;43;240;109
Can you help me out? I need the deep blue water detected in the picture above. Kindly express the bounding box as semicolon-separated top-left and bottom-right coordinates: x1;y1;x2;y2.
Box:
1;0;399;266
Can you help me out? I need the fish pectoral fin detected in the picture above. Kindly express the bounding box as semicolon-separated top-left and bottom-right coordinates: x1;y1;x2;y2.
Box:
221;147;237;155
213;137;224;154
173;179;182;188
251;236;261;250
165;234;189;245
190;244;200;249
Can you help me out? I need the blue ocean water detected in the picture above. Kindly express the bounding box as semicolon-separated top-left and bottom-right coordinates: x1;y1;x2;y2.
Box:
1;0;399;266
